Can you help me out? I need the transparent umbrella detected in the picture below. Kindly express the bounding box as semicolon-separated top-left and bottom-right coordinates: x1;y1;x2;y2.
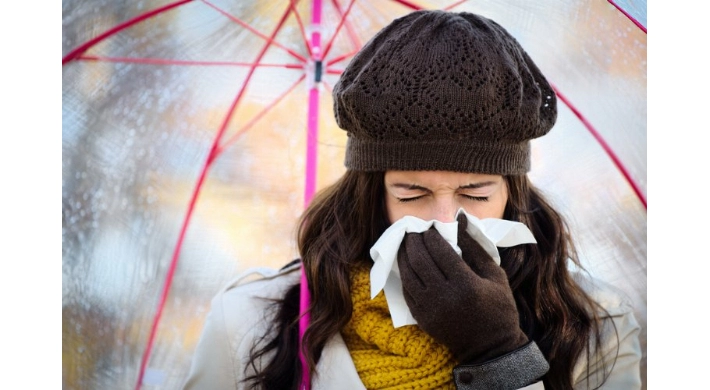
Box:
62;0;647;388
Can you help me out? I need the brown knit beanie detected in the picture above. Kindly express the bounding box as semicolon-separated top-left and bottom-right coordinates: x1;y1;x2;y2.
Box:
332;10;557;175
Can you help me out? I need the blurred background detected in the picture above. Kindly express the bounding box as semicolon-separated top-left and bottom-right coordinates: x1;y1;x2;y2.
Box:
62;0;646;388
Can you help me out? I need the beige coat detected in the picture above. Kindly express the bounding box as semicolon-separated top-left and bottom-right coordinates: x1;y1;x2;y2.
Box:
182;263;642;389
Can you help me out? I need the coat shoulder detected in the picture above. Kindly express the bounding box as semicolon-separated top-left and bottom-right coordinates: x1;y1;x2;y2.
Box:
570;269;634;317
220;261;301;300
569;269;643;389
182;262;302;390
215;262;302;332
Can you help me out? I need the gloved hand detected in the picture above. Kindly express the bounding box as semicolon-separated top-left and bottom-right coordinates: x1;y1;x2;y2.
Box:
396;213;529;364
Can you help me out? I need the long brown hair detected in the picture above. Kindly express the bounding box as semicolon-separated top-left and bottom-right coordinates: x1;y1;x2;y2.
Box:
245;171;610;389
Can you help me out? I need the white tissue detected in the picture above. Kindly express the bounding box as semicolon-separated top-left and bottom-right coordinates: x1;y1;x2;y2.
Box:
369;208;536;328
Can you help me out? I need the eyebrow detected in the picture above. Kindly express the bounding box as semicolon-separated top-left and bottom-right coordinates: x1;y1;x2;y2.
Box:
389;181;497;191
459;181;497;189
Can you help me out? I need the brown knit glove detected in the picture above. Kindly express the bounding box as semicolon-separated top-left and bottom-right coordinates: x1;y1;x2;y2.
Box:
396;214;529;364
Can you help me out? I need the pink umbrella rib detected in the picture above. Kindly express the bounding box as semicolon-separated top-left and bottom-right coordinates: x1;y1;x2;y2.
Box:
443;0;468;11
553;86;647;209
201;0;308;63
78;55;304;69
330;0;363;54
607;0;647;33
390;0;424;11
134;4;300;389
62;0;194;65
321;0;358;60
289;0;314;58
327;51;358;67
215;73;307;156
322;79;335;94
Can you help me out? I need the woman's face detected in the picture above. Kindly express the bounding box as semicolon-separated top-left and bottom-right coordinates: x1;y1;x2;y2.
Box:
384;170;508;223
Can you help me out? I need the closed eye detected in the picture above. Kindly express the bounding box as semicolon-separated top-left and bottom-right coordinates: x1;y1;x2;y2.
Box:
461;194;489;202
397;196;425;203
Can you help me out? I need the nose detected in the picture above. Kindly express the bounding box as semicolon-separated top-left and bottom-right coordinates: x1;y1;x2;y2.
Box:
432;198;458;222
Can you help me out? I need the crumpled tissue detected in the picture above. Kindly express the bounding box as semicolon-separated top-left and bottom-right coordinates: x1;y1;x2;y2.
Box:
369;208;537;328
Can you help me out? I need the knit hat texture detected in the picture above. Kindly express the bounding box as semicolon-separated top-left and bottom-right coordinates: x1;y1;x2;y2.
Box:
333;10;557;175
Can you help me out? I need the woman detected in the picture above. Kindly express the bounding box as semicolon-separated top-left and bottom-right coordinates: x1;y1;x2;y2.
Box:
183;10;642;390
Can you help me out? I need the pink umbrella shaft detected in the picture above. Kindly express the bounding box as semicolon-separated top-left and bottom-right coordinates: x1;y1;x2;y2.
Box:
305;87;320;206
299;267;312;389
300;1;323;388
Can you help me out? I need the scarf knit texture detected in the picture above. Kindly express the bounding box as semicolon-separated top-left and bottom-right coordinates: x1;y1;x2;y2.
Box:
341;263;457;389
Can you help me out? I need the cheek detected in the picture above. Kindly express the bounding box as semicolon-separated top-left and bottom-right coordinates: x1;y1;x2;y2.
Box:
385;196;405;223
490;193;508;219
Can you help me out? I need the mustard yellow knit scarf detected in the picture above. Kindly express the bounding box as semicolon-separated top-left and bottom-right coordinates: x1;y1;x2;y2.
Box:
341;263;457;389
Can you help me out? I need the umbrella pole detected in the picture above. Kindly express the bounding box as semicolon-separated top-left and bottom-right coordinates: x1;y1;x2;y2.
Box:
299;1;323;389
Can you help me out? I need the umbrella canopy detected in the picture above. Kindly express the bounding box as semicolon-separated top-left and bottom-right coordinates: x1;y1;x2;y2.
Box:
62;0;647;388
